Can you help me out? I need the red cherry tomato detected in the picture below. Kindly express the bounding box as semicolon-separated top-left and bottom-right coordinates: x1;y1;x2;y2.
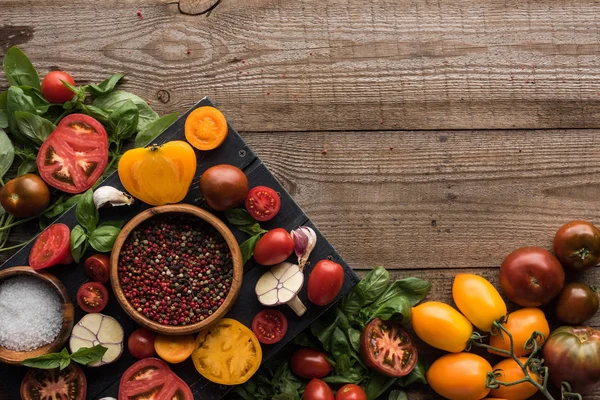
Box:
554;220;600;271
290;348;333;379
128;328;157;359
253;228;294;266
84;254;110;283
41;71;75;103
335;384;367;400
304;379;334;400
76;282;109;313
29;223;73;270
252;309;288;345
245;186;281;222
307;260;344;306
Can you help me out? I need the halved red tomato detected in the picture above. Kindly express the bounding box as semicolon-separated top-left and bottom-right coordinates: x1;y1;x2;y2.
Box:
252;309;288;344
21;362;86;400
29;223;74;270
84;254;110;283
360;318;418;377
118;357;193;400
37;114;108;194
245;186;281;222
77;282;109;313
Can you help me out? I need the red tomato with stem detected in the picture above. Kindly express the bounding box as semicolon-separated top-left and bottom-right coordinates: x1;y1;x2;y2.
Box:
84;254;110;283
553;220;600;271
335;384;367;400
307;260;344;306
41;71;75;103
37;114;109;194
304;379;334;400
76;282;109;313
253;228;294;266
128;328;157;359
290;348;333;379
29;223;73;270
252;309;288;345
245;186;281;221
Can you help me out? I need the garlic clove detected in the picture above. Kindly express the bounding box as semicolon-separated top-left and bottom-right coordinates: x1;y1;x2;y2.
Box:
291;226;317;270
93;186;135;209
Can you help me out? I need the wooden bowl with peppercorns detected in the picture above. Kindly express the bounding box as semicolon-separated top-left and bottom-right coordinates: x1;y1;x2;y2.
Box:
0;266;74;365
110;204;243;335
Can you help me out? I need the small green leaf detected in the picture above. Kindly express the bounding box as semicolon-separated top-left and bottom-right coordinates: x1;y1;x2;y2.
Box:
340;266;390;316
70;345;107;366
239;233;262;264
0;92;8;129
86;73;124;96
388;390;408;400
0;129;15;182
44;194;82;219
134;112;178;148
224;209;268;236
89;225;121;252
99;220;124;229
3;47;41;91
93;90;158;131
109;99;139;140
6;86;38;137
75;189;98;232
17;157;37;176
14;111;56;145
80;104;110;124
70;225;87;263
365;372;397;400
21;348;71;370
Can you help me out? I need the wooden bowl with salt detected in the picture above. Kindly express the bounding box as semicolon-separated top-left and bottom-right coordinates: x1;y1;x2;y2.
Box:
0;266;74;365
110;204;243;335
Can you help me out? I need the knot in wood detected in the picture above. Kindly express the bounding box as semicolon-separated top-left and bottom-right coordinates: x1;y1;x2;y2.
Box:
157;90;170;104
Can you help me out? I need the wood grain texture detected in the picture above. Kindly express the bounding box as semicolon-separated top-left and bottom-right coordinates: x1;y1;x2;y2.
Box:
2;0;600;130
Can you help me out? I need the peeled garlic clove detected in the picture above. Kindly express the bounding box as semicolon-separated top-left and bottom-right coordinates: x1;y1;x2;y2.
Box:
69;313;124;367
93;186;134;209
291;226;317;269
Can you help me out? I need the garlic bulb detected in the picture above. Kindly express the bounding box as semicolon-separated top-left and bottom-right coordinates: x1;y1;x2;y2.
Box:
93;186;134;209
256;262;307;316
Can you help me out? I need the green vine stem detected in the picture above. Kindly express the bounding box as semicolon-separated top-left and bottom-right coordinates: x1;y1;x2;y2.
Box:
0;238;32;252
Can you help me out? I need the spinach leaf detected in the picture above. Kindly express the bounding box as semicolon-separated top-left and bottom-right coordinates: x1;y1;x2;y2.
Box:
89;226;120;252
387;390;408;400
134;112;178;148
340;266;389;316
6;86;38;137
93;90;158;131
14;111;56;145
86;73;124;97
20;86;51;114
17;157;36;176
310;307;350;351
366;295;411;324
347;327;361;353
75;189;98;232
331;327;352;360
0;129;15;182
397;358;428;386
239;233;261;264
109;99;139;140
386;277;431;306
0;92;8;129
365;372;397;400
70;225;87;263
3;47;41;91
80;104;110;124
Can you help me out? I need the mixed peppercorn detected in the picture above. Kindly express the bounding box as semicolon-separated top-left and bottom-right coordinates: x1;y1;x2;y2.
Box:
118;216;233;326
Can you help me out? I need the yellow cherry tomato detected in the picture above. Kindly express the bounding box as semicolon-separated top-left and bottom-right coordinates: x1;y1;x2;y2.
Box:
489;308;549;357
427;352;492;400
184;106;228;150
154;334;195;364
412;301;473;353
452;274;507;332
192;318;262;385
489;358;540;400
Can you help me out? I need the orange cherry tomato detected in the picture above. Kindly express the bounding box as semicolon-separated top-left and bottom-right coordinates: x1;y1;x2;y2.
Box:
184;106;228;150
427;352;492;400
154;334;195;364
489;308;549;357
489;358;540;400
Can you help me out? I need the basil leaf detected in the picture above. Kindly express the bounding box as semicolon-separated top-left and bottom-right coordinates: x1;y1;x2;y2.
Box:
17;157;37;176
70;345;107;366
347;327;361;353
109;99;139;140
239;233;262;264
44;194;82;219
0;92;8;129
340;266;390;316
80;104;110;125
311;307;350;352
368;296;412;324
0;129;15;182
89;225;121;252
224;209;268;236
86;73;124;96
365;372;397;400
331;327;352;360
58;358;71;371
75;189;98;232
6;86;37;137
134;112;178;148
14;111;56;145
388;390;408;400
3;47;41;91
21;348;70;370
99;220;124;229
397;358;428;386
93;90;158;131
389;277;432;306
70;225;87;263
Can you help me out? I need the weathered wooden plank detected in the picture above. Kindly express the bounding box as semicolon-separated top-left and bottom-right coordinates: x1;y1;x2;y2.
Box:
2;0;600;130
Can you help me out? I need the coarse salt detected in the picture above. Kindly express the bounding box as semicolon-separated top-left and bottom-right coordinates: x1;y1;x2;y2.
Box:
0;276;63;351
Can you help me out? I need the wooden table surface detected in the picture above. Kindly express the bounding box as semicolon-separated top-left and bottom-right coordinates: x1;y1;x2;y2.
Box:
1;0;599;399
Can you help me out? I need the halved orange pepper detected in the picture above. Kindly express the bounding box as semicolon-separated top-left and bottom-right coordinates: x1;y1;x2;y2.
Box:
184;106;228;150
154;334;195;364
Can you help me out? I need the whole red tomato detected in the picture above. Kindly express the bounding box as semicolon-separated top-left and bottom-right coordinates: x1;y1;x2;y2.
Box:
335;384;367;400
41;71;75;103
200;164;248;211
555;283;599;325
499;246;564;307
290;348;333;379
0;174;50;218
128;328;157;359
307;260;344;306
253;228;294;266
542;326;600;394
554;220;600;271
304;379;334;400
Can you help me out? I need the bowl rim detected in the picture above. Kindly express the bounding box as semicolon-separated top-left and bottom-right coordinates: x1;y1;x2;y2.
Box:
110;204;243;335
0;266;74;365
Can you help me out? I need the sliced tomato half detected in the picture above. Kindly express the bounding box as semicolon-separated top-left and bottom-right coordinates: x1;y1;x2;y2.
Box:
37;113;108;194
29;223;74;270
119;357;193;400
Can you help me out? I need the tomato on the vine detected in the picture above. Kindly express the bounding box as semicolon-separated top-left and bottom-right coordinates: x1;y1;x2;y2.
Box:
335;384;367;400
489;358;540;400
253;228;294;266
427;352;492;400
304;379;334;400
307;260;344;306
290;348;333;379
489;308;549;357
252;309;288;345
41;71;75;103
245;186;281;222
76;282;109;313
554;220;600;271
0;174;50;218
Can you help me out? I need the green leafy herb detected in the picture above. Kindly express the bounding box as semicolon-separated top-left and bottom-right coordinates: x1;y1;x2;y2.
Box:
387;390;408;400
89;225;120;252
22;345;107;370
0;92;8;129
93;90;158;131
44;194;83;219
3;47;41;91
70;225;87;263
75;189;98;233
109;99;139;140
225;208;268;236
14;111;55;145
340;266;390;316
0;129;15;183
16;157;36;176
134;112;178;148
86;73;124;96
6;86;38;136
240;233;262;264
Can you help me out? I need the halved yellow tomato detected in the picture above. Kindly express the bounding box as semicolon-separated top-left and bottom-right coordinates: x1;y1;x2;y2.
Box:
154;334;195;364
452;274;507;332
191;318;262;385
184;106;228;150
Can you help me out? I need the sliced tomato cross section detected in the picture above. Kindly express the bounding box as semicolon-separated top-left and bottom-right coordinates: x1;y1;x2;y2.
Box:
37;114;108;194
29;223;73;270
118;357;193;400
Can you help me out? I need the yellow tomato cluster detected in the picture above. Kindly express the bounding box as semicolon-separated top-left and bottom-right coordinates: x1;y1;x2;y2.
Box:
411;274;550;400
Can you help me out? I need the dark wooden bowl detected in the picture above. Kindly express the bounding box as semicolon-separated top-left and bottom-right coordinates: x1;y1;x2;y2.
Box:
110;204;243;335
0;266;74;365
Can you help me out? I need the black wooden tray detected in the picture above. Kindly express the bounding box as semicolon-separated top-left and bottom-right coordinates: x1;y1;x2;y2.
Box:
0;97;359;399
